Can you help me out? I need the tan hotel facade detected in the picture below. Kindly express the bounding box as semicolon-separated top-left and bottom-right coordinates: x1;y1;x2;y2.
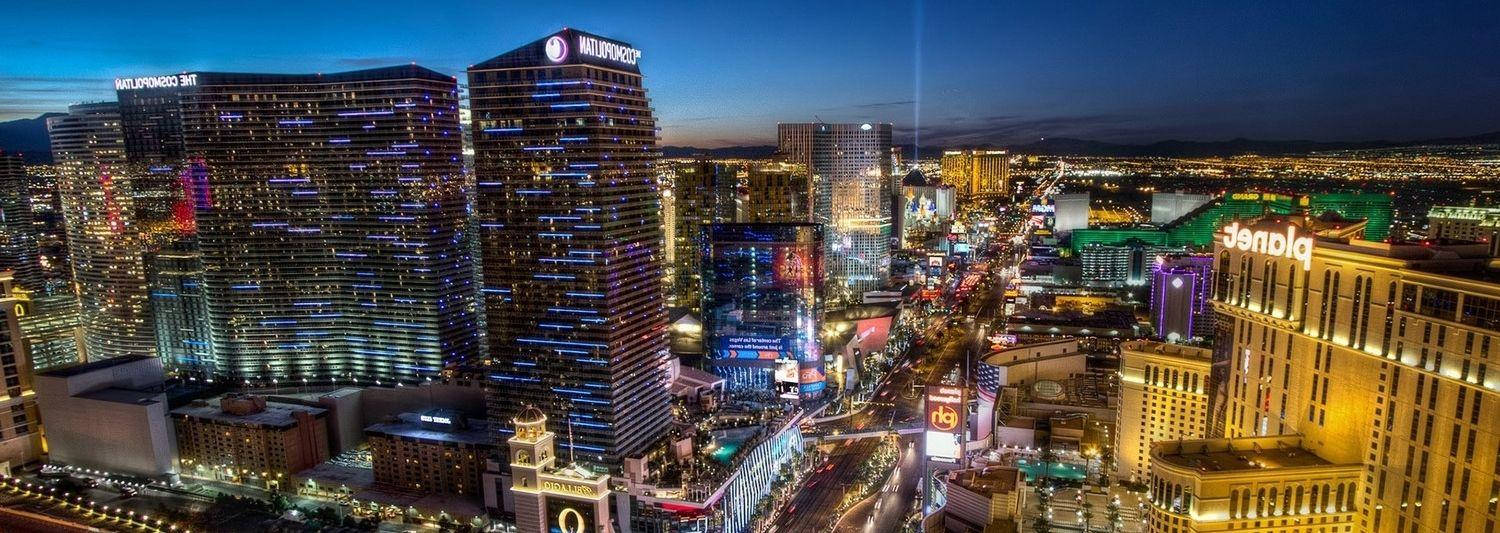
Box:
1120;341;1213;483
1144;217;1500;533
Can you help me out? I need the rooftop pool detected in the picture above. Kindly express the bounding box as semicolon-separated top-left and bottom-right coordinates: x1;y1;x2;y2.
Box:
1015;459;1088;482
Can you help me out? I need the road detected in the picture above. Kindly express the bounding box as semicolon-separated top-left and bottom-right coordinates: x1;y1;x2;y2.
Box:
769;439;880;531
832;434;921;533
776;189;1033;532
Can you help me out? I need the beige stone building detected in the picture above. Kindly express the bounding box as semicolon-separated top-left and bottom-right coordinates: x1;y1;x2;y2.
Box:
1144;216;1500;532
1147;436;1361;533
1120;340;1212;482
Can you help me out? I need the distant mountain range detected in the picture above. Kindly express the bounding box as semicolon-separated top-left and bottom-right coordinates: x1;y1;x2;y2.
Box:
671;131;1500;160
991;131;1500;158
661;145;779;158
4;111;1498;164
0;113;62;163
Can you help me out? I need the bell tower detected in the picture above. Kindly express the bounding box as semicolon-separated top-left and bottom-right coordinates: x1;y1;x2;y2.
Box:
507;406;553;532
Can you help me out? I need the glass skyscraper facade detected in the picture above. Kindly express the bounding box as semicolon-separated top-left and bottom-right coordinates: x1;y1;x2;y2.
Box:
146;242;214;377
704;223;824;400
47;102;158;361
469;29;669;464
0;154;43;290
0;153;83;372
666;161;738;312
778;123;892;306
176;67;480;384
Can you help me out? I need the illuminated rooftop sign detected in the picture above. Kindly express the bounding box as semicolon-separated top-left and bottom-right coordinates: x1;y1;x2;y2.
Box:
576;34;640;66
115;74;196;91
1220;221;1314;270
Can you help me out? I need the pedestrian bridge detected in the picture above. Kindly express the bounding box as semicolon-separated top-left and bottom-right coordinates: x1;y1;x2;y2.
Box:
805;427;923;443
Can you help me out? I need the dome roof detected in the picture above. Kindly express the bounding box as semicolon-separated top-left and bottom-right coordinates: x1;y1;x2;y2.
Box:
515;405;547;425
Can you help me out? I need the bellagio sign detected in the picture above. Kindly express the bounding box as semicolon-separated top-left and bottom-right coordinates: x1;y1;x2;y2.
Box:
1220;221;1315;271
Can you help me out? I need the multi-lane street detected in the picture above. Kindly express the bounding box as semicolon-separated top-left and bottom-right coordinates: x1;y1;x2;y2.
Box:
773;196;1033;532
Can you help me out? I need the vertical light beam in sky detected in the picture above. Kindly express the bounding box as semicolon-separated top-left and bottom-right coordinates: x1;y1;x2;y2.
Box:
913;0;923;157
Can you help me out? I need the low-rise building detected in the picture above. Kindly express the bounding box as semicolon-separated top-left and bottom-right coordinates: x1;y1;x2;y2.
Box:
1426;205;1500;242
172;393;330;486
941;466;1024;533
366;410;493;500
1146;436;1359;533
33;355;176;477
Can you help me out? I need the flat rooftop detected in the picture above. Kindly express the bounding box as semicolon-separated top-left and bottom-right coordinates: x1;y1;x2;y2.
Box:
1153;438;1335;473
171;399;326;428
77;387;161;405
364;413;493;447
39;354;156;378
1121;340;1212;362
948;466;1021;497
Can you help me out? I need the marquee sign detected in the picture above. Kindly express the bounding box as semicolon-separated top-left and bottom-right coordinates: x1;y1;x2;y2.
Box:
924;386;965;463
1220;221;1315;271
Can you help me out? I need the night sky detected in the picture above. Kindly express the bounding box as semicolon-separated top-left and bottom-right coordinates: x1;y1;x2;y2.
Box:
4;1;1498;148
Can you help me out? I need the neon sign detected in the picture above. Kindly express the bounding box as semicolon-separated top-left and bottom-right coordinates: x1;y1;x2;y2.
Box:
576;35;641;66
115;74;197;91
1220;221;1314;270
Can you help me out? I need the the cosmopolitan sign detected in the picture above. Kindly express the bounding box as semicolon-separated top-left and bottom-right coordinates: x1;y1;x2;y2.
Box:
115;74;197;91
577;35;641;66
1220;221;1315;270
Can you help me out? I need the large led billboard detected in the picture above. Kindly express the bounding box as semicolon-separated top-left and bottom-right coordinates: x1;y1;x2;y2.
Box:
704;223;825;398
924;385;965;463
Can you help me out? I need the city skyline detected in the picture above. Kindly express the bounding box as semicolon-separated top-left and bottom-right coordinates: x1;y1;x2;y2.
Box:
4;4;1500;533
1;1;1498;148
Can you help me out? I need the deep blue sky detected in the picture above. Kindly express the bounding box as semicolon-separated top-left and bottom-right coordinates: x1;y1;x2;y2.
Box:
4;1;1498;147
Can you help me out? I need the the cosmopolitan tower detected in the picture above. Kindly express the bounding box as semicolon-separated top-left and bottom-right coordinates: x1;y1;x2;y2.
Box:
469;29;669;464
179;66;480;384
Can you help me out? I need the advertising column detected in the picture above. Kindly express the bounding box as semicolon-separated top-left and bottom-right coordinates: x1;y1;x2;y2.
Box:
923;385;966;516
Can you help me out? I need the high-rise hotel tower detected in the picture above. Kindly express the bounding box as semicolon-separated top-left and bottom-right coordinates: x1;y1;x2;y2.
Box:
174;67;480;384
1141;216;1500;532
469;29;669;464
47;102;157;360
778;123;892;305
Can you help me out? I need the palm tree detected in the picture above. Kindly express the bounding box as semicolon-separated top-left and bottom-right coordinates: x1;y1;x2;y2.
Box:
1106;497;1123;533
1032;481;1054;533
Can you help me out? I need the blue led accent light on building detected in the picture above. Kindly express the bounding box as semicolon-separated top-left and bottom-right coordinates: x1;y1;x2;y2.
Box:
471;29;667;463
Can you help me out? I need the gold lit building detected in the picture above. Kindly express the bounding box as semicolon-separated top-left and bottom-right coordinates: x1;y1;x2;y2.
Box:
1120;340;1212;482
742;161;810;223
939;149;1009;198
498;406;612;533
1147;436;1361;533
1145;216;1500;532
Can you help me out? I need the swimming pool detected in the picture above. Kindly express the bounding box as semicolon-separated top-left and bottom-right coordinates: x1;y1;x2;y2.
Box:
1015;459;1088;481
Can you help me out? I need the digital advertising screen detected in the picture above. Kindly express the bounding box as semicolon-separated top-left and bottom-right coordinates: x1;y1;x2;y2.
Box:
924;386;966;463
